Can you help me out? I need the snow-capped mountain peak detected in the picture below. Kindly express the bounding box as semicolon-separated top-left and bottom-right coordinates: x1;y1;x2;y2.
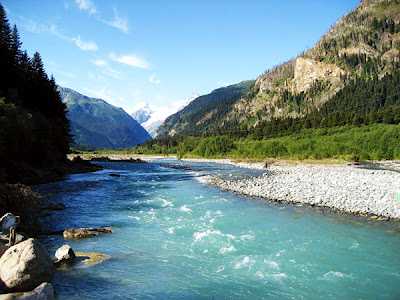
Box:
131;92;199;137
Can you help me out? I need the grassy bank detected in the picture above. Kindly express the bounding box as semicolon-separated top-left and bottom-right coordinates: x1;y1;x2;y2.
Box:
178;123;400;160
73;123;400;161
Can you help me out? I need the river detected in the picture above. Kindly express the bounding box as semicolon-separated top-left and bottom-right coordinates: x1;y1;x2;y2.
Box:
34;159;400;299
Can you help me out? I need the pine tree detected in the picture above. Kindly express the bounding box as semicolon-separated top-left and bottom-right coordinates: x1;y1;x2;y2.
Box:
31;52;46;79
10;25;22;65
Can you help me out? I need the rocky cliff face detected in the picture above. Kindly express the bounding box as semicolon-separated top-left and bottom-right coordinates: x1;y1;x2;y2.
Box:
293;57;344;93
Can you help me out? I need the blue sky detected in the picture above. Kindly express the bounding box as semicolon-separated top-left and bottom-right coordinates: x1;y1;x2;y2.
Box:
3;0;360;113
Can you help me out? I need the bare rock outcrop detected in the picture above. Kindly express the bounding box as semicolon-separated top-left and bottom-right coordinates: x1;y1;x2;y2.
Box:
293;57;344;93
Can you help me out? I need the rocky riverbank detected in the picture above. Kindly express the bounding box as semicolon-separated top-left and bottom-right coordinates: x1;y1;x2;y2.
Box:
206;160;400;220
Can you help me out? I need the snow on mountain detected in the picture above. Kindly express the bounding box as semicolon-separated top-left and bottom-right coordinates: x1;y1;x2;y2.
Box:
131;92;199;137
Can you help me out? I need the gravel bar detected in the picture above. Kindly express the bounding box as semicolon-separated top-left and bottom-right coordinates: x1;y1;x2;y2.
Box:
209;163;400;220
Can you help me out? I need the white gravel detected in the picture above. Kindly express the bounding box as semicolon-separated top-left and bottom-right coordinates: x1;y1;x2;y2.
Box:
207;162;400;220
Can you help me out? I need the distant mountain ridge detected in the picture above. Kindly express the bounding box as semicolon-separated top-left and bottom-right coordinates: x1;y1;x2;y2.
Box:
59;86;151;148
131;92;199;137
156;80;255;136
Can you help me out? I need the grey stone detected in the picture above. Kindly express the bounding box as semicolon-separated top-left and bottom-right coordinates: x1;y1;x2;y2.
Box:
0;282;54;300
54;245;76;263
0;238;54;292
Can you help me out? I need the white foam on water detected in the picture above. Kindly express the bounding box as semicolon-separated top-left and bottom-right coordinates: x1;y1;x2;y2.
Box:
276;249;286;257
219;245;236;255
194;175;210;184
234;256;254;269
216;265;225;273
193;229;223;243
349;242;359;249
263;259;280;269
128;216;140;220
167;227;174;234
180;205;192;212
240;234;255;241
161;198;174;207
319;271;353;280
195;195;204;199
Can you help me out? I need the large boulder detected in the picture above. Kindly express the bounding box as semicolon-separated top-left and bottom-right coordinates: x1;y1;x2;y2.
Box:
0;282;54;300
0;239;54;292
54;245;76;264
0;213;18;233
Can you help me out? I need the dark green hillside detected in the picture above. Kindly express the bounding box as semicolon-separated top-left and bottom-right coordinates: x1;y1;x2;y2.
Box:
59;87;151;148
157;80;254;136
0;3;71;182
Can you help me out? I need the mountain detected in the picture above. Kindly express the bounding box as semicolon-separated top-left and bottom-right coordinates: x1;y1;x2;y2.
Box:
156;80;255;136
159;0;400;136
131;92;199;137
59;87;151;148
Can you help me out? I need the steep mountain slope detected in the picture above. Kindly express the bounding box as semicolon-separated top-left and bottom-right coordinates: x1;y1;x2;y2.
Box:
158;0;400;137
228;0;400;128
59;87;151;148
131;92;199;137
157;80;254;136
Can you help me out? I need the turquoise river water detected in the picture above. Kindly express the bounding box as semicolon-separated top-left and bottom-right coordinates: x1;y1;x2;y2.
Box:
34;159;400;299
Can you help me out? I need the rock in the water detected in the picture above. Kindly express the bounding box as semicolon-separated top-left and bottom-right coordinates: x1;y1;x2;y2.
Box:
0;282;54;300
43;202;66;211
0;213;18;233
63;228;98;239
54;245;76;263
0;238;54;292
75;252;111;267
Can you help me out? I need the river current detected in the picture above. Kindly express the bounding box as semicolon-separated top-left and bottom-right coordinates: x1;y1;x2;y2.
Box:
34;159;400;299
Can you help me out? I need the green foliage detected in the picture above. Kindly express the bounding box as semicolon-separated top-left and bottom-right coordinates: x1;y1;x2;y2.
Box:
0;3;71;172
192;136;235;158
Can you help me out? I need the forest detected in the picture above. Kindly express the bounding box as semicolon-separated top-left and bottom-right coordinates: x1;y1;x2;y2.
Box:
0;4;71;183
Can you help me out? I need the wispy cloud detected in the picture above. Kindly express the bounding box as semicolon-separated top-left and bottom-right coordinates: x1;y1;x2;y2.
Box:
149;74;161;84
101;7;128;34
19;18;98;52
110;53;149;69
90;59;121;79
92;59;108;67
72;35;98;51
75;0;97;15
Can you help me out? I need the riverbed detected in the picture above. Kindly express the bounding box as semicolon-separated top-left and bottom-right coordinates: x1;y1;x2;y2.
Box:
35;158;400;299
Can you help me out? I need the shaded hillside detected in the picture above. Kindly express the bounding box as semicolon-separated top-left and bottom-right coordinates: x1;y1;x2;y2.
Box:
59;87;151;148
157;80;254;136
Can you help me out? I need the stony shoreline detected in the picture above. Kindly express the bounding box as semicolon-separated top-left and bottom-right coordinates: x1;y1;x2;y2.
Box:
183;158;400;220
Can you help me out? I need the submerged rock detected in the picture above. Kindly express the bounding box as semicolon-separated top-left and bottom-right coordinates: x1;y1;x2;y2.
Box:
0;238;54;292
74;252;111;267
